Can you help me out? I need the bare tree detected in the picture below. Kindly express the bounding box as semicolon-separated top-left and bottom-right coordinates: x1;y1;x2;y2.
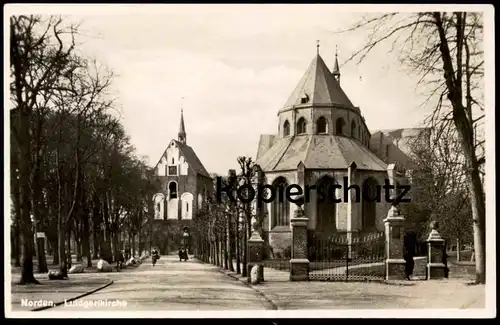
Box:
10;15;79;284
403;128;473;258
339;11;485;284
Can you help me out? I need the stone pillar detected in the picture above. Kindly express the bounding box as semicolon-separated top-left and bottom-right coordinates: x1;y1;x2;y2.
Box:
290;203;309;281
426;221;447;280
384;205;406;280
247;221;265;283
346;161;358;259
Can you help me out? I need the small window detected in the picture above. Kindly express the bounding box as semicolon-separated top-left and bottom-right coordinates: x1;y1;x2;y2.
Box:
186;202;189;212
297;117;307;135
169;182;178;199
317;117;328;134
300;93;309;104
283;120;290;136
351;120;357;138
171;158;174;164
168;166;178;176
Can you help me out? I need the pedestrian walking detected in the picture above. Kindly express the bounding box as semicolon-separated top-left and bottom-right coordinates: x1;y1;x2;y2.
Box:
117;250;125;270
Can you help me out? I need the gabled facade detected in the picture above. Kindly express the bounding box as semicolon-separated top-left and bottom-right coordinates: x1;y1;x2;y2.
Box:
151;110;212;254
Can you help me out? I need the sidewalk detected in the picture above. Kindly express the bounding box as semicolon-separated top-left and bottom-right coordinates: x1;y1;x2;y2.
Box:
44;255;274;311
10;273;113;312
217;261;485;310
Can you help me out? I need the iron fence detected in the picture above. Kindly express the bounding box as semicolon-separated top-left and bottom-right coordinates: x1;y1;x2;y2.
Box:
308;231;386;282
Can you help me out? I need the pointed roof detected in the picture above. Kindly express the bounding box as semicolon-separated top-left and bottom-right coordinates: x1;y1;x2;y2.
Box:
156;140;211;178
255;134;387;172
332;52;340;76
178;109;186;137
280;54;354;111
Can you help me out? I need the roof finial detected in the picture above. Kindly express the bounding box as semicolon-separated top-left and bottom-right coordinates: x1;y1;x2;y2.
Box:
332;45;340;82
178;97;187;144
316;40;320;54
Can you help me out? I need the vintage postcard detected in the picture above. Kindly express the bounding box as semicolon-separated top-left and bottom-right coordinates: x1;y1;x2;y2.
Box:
4;3;495;319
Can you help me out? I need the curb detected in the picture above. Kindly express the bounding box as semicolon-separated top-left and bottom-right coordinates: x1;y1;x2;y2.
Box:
31;280;114;312
217;268;279;310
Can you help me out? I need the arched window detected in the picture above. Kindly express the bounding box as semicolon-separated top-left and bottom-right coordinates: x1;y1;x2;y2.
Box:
272;177;290;227
181;192;194;220
283;120;290;137
336;118;345;135
351;120;357;138
168;181;178;199
152;193;165;220
316;117;328;134
297;117;307;135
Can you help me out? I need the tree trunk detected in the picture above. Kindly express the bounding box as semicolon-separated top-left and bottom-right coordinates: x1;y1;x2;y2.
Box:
434;13;486;284
12;180;22;267
215;236;220;266
132;233;136;257
223;231;229;270
76;236;82;262
57;221;67;277
227;213;234;271
67;228;72;268
18;113;38;284
13;221;21;267
242;218;248;277
468;168;486;283
456;237;461;262
235;221;241;274
31;159;48;273
92;229;99;259
82;213;92;267
52;237;59;265
112;230;119;263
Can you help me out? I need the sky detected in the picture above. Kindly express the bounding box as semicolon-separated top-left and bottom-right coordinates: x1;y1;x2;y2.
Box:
12;5;440;175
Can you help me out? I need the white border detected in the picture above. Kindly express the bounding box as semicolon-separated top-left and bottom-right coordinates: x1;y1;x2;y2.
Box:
4;4;495;319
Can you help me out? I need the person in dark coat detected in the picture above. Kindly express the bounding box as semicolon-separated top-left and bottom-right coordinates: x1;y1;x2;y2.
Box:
117;250;125;270
403;232;416;280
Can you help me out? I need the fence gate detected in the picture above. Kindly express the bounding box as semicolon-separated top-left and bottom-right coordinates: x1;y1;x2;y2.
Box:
308;232;386;282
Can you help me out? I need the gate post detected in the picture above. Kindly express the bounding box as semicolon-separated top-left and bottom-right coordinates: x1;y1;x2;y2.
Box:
426;221;447;280
247;218;265;283
384;205;406;280
290;202;309;281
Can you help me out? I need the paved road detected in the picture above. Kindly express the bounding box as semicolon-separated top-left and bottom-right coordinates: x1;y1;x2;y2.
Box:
44;255;273;311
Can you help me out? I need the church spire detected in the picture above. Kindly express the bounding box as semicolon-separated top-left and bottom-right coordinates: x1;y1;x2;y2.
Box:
178;99;186;144
332;45;340;84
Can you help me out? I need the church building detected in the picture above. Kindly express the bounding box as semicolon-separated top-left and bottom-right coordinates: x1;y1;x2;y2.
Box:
151;110;212;254
254;47;410;256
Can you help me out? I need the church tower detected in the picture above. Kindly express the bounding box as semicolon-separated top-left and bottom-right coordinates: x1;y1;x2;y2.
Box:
152;105;212;255
178;109;187;144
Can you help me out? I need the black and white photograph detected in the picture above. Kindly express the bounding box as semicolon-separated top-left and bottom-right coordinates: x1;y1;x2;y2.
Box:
5;4;495;318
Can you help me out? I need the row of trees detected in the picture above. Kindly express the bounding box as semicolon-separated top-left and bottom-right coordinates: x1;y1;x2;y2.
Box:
402;128;476;261
10;15;158;284
194;157;263;277
341;11;486;283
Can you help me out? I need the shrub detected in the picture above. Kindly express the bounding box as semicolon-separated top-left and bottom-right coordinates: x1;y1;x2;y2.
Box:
283;246;292;259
